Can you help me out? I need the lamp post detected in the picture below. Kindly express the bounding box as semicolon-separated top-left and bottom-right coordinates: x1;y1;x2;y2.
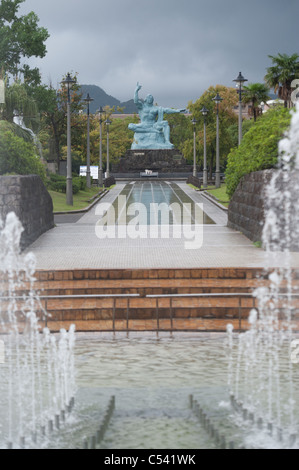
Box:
98;106;104;187
192;117;197;177
61;73;76;205
212;92;223;188
105;118;112;179
233;72;248;146
83;93;94;188
200;106;209;188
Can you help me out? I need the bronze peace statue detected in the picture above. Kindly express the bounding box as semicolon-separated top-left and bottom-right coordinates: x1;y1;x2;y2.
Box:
128;82;185;150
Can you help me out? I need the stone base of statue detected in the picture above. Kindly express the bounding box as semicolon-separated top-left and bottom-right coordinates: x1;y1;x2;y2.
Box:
129;125;175;150
112;149;192;174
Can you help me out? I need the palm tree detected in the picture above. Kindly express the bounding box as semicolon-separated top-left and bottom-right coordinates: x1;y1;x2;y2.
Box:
265;53;299;108
242;83;270;121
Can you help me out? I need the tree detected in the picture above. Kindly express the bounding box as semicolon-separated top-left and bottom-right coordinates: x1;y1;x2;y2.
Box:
265;53;299;108
184;85;238;177
2;80;40;132
39;73;85;170
242;83;270;121
0;0;49;83
162;113;193;152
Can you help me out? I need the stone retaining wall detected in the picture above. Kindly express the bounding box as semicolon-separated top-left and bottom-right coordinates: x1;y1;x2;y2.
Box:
104;176;116;188
0;175;54;250
186;175;201;189
228;168;299;251
227;170;274;243
112;149;192;173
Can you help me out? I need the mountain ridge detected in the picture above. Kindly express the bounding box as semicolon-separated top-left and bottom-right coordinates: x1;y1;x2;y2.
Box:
80;84;138;114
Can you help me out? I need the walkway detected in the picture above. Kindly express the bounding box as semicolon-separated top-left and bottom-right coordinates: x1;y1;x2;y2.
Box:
25;182;299;270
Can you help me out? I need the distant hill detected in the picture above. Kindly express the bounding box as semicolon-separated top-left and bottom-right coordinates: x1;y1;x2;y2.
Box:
80;84;138;114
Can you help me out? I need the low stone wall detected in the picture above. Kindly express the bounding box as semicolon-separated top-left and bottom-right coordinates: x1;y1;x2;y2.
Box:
112;149;192;173
186;175;201;189
0;175;54;250
104;176;116;188
227;170;274;243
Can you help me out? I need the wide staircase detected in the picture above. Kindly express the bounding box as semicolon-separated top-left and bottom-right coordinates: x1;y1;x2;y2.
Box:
23;267;281;332
3;267;299;333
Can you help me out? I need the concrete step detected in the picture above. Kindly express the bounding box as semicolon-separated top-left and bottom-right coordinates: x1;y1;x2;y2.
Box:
2;267;299;332
4;268;272;297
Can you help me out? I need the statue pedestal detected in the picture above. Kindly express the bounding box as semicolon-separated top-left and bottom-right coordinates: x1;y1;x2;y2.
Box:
112;149;192;174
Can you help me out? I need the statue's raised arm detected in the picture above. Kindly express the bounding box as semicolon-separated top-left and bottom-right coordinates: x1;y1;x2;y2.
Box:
134;82;143;109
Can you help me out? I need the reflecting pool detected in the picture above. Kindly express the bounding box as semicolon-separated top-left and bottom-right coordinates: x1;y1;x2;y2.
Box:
110;181;215;225
42;332;299;450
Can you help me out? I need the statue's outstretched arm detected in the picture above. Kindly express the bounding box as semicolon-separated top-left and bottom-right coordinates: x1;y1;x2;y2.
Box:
163;107;186;115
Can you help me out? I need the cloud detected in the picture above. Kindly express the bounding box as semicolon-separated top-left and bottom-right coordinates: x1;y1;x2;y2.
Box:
19;0;299;108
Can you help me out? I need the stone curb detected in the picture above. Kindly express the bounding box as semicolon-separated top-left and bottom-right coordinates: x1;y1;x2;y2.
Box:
200;191;229;212
53;189;109;215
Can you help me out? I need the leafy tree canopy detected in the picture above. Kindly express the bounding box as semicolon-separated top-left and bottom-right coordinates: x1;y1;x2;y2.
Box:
225;106;291;197
2;80;40;132
39;72;85;168
0;0;49;84
265;53;299;108
183;85;238;173
242;82;270;121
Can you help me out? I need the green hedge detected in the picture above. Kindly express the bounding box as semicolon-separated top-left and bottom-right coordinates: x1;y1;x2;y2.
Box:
47;174;87;194
0;127;46;182
225;106;292;198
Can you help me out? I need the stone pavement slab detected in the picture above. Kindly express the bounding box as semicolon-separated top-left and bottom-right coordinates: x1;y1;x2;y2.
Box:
25;183;299;270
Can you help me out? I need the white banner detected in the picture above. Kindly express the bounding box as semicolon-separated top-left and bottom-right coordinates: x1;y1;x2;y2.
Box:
80;166;99;179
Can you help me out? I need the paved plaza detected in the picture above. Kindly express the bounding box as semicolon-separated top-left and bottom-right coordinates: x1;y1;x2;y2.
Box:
26;182;299;270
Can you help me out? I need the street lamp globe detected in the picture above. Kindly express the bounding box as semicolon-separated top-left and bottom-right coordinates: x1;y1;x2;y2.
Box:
233;72;248;87
200;106;208;117
212;93;223;105
61;73;76;94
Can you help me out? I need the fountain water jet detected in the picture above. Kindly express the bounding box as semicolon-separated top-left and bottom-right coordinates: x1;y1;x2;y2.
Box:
0;212;76;449
227;103;299;448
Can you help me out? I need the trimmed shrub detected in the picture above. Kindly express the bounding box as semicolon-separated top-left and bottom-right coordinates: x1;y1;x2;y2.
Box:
48;174;66;192
0;128;46;181
48;174;83;194
225;106;292;197
72;178;81;194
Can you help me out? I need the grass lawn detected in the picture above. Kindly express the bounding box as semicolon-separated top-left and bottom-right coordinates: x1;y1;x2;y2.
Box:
49;186;103;212
205;184;230;208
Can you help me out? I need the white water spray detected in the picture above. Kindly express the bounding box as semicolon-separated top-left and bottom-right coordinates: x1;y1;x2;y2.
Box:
227;103;299;447
0;212;76;448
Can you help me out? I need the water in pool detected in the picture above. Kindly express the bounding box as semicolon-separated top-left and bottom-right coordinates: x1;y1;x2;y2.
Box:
35;332;299;450
110;181;215;226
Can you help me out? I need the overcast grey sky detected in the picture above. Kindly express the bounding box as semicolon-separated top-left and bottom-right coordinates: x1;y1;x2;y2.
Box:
19;0;299;108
